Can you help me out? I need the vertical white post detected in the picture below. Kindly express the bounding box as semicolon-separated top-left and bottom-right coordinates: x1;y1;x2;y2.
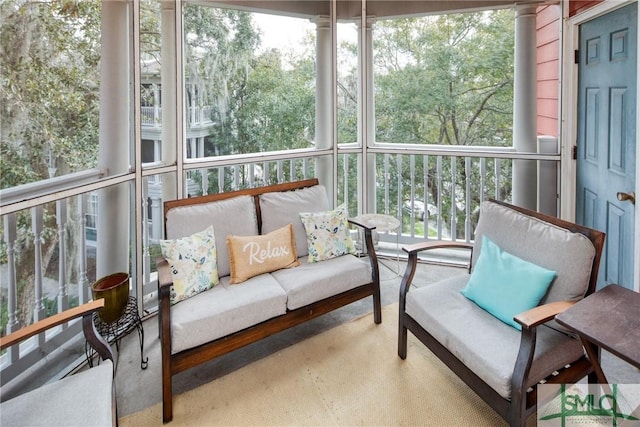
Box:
161;0;178;203
56;200;68;314
201;167;209;195
363;17;376;214
151;193;163;241
97;0;130;277
32;206;45;349
315;16;334;204
142;178;151;288
77;195;89;304
512;4;538;209
4;214;18;362
537;135;559;216
153;83;161;126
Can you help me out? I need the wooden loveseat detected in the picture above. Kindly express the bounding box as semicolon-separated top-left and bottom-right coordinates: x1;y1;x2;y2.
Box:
0;300;116;427
398;200;605;427
157;178;381;423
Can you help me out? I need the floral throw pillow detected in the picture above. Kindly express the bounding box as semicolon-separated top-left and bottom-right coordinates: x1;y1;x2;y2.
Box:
160;225;219;305
299;204;357;262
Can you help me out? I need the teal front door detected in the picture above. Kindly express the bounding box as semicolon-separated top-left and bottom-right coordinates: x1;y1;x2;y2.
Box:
576;3;637;290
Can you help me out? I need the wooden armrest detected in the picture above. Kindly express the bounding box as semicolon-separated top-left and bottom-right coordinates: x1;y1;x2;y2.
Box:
514;301;576;329
348;218;375;231
402;240;473;255
0;299;105;351
156;256;173;291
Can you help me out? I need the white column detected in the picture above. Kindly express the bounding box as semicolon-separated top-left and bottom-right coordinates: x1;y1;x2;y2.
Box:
97;0;130;278
360;17;376;214
315;16;334;204
161;0;178;207
512;4;538;209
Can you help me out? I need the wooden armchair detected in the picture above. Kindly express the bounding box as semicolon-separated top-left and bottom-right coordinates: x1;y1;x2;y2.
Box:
0;300;116;427
398;200;605;427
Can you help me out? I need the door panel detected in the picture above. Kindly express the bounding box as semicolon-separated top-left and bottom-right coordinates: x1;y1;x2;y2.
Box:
576;3;637;290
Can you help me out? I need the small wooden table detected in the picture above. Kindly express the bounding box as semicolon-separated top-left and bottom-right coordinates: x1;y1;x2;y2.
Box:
555;284;640;384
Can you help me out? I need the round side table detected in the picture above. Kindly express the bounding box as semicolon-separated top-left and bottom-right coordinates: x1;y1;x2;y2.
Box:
351;213;401;276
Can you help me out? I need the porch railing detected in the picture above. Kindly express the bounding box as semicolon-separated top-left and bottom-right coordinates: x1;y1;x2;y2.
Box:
0;141;559;382
141;105;213;127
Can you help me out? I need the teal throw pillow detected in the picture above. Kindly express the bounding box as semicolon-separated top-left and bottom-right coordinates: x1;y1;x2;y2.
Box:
461;236;556;330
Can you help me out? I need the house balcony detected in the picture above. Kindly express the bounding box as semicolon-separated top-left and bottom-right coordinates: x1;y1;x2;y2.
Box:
141;105;214;129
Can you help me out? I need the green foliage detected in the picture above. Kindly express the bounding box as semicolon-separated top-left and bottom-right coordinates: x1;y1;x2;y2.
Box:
365;10;515;237
374;10;514;147
0;0;101;189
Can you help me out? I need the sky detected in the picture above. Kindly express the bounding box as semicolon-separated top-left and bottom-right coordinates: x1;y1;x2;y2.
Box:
252;12;358;53
252;13;315;53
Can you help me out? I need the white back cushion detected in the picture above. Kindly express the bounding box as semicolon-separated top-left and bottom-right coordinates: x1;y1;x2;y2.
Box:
472;201;596;304
259;185;330;257
165;195;258;277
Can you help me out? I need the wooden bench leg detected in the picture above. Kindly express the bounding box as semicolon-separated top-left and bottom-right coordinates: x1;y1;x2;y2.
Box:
398;316;408;359
162;359;173;423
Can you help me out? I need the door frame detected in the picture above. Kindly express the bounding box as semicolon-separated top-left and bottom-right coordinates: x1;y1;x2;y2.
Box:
560;0;639;291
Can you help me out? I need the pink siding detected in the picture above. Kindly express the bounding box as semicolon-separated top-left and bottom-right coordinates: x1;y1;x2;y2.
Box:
536;4;561;137
535;1;604;136
569;1;603;17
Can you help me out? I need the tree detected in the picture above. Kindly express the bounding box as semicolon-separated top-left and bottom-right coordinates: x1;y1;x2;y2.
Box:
182;5;317;190
370;10;515;237
1;0;101;188
0;0;104;330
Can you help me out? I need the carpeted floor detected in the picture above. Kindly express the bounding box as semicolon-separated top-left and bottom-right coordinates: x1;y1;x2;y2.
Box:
120;303;507;427
113;259;640;426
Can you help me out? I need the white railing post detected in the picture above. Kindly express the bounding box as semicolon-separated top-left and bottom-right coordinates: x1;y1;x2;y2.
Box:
142;179;151;288
450;157;457;240
3;213;19;362
395;155;402;218
217;168;225;193
153;83;161;126
32;206;46;347
149;184;163;241
479;158;487;204
203;167;209;195
494;159;502;199
436;156;443;239
77;195;89;304
56;200;68;314
465;157;472;242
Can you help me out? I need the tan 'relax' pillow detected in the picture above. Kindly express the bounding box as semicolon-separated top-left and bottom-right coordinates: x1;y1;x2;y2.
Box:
227;224;300;283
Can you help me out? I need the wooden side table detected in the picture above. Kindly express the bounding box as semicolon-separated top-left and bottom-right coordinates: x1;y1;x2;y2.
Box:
555;284;640;384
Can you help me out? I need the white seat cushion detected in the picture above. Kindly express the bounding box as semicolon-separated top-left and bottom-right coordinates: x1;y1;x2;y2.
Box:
406;276;584;399
171;274;287;354
271;255;372;310
1;360;114;427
